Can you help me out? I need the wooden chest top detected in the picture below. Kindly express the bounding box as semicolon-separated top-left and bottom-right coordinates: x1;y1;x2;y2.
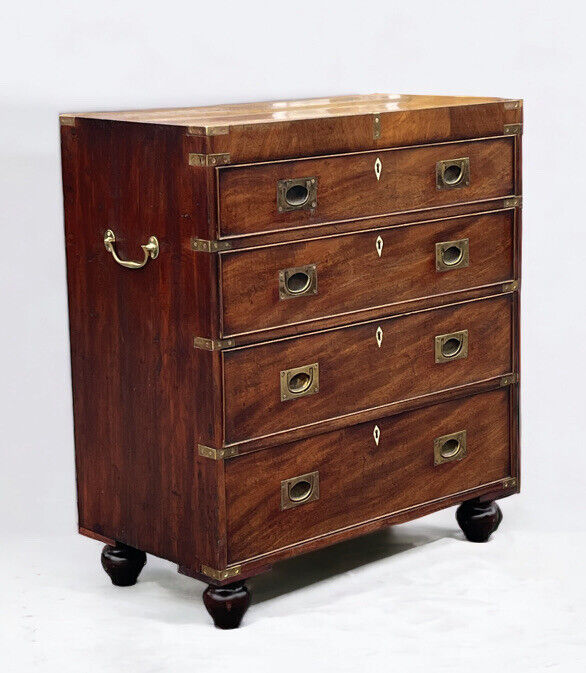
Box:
61;93;523;162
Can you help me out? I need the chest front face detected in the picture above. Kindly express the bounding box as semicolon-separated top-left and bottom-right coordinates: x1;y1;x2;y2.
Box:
61;93;522;590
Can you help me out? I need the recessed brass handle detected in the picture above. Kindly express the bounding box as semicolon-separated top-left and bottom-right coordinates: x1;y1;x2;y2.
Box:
436;239;469;271
281;471;320;510
104;230;159;269
279;264;318;300
436;157;470;190
277;177;318;212
434;430;467;465
435;330;469;363
280;363;319;402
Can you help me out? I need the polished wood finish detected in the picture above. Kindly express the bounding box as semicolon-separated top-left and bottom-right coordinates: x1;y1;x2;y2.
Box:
62;94;522;163
456;498;503;542
60;94;521;625
203;581;251;629
218;138;515;236
220;210;514;336
226;388;511;561
223;295;513;443
101;543;147;586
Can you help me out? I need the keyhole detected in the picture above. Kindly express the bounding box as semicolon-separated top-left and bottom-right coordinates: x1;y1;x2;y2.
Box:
374;157;382;181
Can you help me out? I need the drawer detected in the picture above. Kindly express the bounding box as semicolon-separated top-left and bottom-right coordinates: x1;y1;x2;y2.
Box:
217;137;515;236
226;388;513;561
220;210;514;336
223;294;513;443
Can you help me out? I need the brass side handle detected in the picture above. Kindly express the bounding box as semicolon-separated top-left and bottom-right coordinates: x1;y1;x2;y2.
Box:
103;229;159;269
435;238;469;271
280;363;319;402
436;157;470;190
277;177;318;212
434;430;467;465
435;330;469;363
281;471;320;510
279;264;318;300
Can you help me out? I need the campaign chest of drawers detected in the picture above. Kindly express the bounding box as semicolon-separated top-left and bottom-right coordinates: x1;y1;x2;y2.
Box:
60;94;522;628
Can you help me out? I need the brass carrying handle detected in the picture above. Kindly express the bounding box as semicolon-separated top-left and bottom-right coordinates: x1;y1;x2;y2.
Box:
103;229;159;269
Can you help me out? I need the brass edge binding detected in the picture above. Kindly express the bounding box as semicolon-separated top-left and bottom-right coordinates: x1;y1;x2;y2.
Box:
503;196;522;208
187;126;229;136
188;153;231;166
193;336;235;351
60;116;76;126
500;373;519;387
504;123;523;135
373;114;381;140
198;444;239;460
190;238;232;252
200;564;242;581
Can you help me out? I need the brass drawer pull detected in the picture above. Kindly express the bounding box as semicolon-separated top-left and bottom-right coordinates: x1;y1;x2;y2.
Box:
280;363;319;401
436;157;470;190
279;264;318;300
435;330;468;363
434;430;467;465
281;471;320;510
277;177;318;212
104;229;159;269
436;238;469;271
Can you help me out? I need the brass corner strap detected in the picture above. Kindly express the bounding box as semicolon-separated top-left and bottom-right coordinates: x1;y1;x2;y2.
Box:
500;373;519;387
502;477;518;489
60;115;76;127
188;153;231;166
190;238;232;253
200;564;242;581
198;444;239;460
193;336;235;351
504;123;523;135
187;126;229;136
502;280;519;293
503;196;522;208
373;114;381;140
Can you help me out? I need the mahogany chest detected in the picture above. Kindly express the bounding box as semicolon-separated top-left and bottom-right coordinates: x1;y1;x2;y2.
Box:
60;94;522;628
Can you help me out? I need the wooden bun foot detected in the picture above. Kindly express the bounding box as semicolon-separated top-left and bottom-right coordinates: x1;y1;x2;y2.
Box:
456;498;503;542
203;581;251;629
101;542;147;586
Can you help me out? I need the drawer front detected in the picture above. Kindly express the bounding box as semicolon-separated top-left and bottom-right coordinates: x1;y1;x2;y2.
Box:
218;137;515;236
226;388;512;561
220;211;514;336
223;295;513;443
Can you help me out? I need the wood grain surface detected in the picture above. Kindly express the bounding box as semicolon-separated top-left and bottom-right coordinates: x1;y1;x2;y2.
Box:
217;137;515;235
222;295;513;443
226;388;512;561
219;211;514;336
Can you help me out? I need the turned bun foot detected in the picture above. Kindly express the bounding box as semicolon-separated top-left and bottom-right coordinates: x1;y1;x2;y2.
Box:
101;542;147;586
456;498;503;543
203;581;251;629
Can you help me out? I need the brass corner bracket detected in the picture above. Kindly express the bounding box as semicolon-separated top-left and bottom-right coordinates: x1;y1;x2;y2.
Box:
500;373;519;387
200;564;242;581
504;123;523;135
198;444;239;460
502;280;519;293
501;477;518;489
190;238;232;253
504;196;522;208
187;126;229;136
60;116;76;127
193;336;235;351
188;153;231;167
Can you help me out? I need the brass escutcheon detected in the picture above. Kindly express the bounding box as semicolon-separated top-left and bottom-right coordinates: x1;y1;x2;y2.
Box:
434;330;469;363
280;363;319;402
436;157;470;190
279;264;318;300
435;238;470;272
434;430;467;465
280;471;320;510
277;177;318;212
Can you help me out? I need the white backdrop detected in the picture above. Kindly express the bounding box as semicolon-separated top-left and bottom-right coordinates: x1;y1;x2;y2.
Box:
1;1;585;671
